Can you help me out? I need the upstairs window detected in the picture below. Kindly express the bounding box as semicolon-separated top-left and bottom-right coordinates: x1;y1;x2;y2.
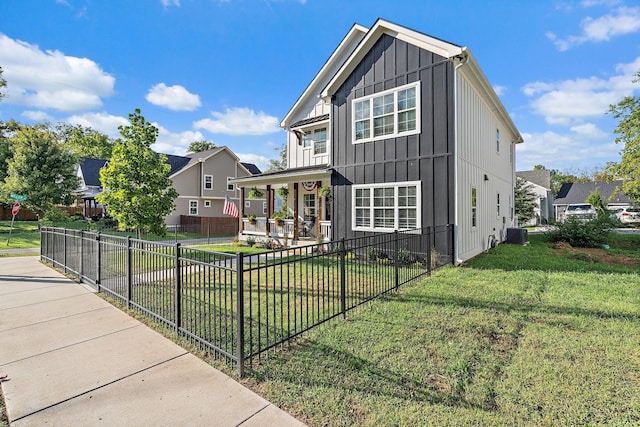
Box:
353;82;420;143
204;175;213;190
302;128;328;155
227;177;235;191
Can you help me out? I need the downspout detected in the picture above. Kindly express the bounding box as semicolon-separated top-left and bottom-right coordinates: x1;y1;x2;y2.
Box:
453;51;469;265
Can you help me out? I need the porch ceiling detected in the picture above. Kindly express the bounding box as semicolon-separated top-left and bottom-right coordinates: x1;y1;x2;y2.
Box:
231;166;332;187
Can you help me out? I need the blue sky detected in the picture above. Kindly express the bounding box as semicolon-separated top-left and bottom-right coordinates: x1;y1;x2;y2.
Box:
1;0;639;173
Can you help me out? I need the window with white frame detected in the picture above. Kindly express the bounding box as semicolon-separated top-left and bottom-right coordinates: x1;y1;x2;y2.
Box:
352;181;420;231
302;128;328;155
262;201;267;214
245;201;251;208
204;200;211;208
471;187;477;227
303;194;316;222
204;175;213;190
353;82;420;143
227;177;234;191
189;200;198;215
496;129;500;153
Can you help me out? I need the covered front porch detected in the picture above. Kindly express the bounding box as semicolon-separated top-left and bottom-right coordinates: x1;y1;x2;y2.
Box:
231;166;333;245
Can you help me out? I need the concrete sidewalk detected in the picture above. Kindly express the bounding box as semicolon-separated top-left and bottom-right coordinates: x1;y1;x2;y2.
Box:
0;256;305;427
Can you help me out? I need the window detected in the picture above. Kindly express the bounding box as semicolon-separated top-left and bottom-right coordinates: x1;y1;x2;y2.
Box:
189;200;198;216
204;175;213;190
496;129;500;153
245;201;251;208
352;181;420;231
471;187;477;227
227;177;234;191
497;193;501;217
204;200;211;208
302;128;328;155
262;201;267;214
303;194;316;222
352;82;420;143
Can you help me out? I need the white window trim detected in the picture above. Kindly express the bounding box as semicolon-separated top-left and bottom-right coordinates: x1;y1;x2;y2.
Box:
189;200;198;216
351;81;421;144
245;201;251;208
204;175;213;190
262;201;267;214
301;126;329;157
204;200;211;208
351;181;421;232
226;177;235;191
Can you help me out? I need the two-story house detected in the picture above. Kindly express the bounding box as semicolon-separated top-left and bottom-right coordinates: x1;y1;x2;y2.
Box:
232;19;522;263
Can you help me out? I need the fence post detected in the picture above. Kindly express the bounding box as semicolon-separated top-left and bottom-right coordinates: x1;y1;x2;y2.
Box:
127;236;132;308
236;252;245;378
340;238;346;318
175;243;181;334
393;230;399;290
96;232;101;289
426;227;432;276
80;230;84;280
63;228;67;273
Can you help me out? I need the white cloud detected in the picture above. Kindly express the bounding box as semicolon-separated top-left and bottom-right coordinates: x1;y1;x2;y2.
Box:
493;85;507;97
522;57;640;125
194;107;280;136
235;152;271;173
547;6;640;51
65;112;129;138
146;83;201;111
21;110;54;122
160;0;180;7
0;33;115;112
517;125;620;171
153;124;206;155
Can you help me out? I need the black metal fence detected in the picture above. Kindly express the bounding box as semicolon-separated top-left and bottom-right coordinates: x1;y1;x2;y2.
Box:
41;225;453;377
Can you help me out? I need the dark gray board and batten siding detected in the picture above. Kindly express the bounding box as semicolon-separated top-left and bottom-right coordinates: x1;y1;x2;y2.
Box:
330;34;455;255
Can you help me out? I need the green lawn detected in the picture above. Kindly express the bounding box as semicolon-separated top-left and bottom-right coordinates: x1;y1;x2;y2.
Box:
0;220;40;249
242;234;640;426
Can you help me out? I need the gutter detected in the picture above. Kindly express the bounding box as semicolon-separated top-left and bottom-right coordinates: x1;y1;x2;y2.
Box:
453;49;469;265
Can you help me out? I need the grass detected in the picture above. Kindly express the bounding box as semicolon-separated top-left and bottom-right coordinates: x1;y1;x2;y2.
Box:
240;233;640;426
0;220;40;249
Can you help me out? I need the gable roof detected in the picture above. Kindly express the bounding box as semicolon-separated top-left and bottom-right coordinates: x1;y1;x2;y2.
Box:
517;170;551;190
320;18;523;145
280;23;368;129
554;180;633;206
78;158;108;187
172;146;252;178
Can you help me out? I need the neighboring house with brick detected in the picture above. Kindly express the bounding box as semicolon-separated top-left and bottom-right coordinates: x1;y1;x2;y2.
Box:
75;146;263;226
232;18;522;263
516;170;554;225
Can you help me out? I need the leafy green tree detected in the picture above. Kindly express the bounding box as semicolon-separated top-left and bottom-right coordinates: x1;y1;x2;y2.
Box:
97;109;178;236
2;124;79;214
265;142;287;172
514;177;537;224
187;140;216;153
607;71;640;204
0;66;6;101
56;123;114;159
586;189;608;217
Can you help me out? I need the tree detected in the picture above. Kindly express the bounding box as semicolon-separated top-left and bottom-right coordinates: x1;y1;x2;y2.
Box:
586;189;607;217
187;140;216;153
2;124;79;214
265;142;287;172
607;70;640;204
97;109;178;236
514;177;537;224
56;123;115;159
0;66;6;102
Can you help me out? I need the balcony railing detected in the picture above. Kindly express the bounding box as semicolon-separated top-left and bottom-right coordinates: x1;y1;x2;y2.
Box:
241;217;331;241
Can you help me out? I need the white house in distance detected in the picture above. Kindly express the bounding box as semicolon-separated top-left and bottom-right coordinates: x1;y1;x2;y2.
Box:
516;170;554;225
232;18;523;263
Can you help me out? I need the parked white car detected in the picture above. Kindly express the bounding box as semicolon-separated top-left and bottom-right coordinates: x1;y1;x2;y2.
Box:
616;206;640;224
563;204;597;222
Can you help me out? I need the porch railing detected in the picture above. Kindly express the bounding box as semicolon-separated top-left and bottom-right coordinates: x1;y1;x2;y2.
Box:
41;225;453;378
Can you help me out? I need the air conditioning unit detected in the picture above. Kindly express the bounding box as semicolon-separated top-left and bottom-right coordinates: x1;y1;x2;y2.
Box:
506;228;528;245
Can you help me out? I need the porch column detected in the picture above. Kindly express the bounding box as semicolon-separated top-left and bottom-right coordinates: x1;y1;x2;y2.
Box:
266;185;272;236
239;187;245;234
316;180;322;237
293;183;299;240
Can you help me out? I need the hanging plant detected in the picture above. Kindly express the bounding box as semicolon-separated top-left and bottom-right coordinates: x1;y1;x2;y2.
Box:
318;186;331;200
276;187;289;199
248;214;257;224
248;187;264;199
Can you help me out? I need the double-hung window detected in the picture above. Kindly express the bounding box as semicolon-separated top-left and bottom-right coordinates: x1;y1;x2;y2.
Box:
189;200;198;216
302;128;328;155
204;175;213;190
352;181;420;231
353;82;420;143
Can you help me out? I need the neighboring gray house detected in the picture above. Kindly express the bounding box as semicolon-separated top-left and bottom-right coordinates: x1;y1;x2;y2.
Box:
232;18;523;263
553;180;633;219
75;147;263;224
516;170;554;225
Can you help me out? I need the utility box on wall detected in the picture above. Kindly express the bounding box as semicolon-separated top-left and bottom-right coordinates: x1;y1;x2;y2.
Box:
506;228;528;245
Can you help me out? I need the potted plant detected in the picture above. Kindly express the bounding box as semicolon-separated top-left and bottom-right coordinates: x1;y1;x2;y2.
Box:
248;187;264;199
272;212;285;226
276;187;289;199
248;214;257;224
318;186;331;200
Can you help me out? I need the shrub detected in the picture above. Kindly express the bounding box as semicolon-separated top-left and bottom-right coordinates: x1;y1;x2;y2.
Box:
246;236;256;246
367;246;377;261
39;207;69;226
544;216;615;248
